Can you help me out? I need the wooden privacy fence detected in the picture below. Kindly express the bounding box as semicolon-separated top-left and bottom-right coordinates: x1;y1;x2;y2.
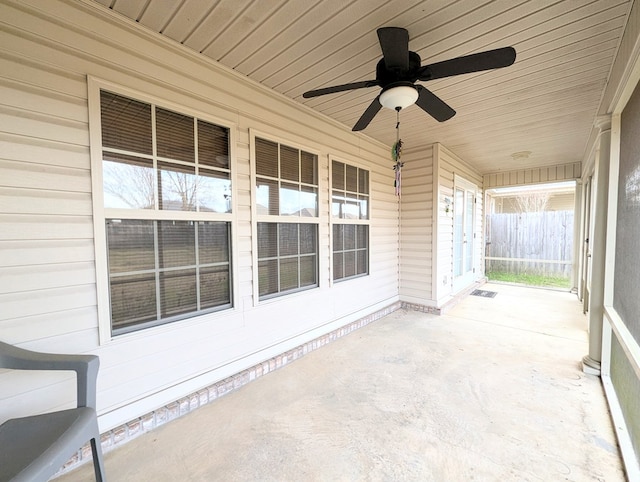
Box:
485;211;573;277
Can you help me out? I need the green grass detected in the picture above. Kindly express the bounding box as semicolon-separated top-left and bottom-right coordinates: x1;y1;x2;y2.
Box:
486;270;570;289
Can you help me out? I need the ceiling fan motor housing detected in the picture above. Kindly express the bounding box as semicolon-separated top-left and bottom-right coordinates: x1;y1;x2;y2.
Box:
376;51;422;85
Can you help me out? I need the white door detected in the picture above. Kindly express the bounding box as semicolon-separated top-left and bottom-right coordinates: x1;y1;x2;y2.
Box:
453;177;477;293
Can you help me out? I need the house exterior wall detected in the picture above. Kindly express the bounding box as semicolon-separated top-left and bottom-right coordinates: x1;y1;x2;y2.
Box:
398;145;435;305
398;143;483;309
0;0;399;431
434;144;484;305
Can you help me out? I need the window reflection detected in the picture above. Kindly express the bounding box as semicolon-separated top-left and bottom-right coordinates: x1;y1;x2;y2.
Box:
359;196;369;219
103;158;155;209
332;192;344;218
256;179;278;215
159;162;197;211
198;171;231;213
279;183;300;216
300;186;317;217
343;196;360;219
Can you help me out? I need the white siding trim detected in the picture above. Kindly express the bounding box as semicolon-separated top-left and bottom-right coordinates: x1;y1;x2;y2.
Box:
87;77;109;344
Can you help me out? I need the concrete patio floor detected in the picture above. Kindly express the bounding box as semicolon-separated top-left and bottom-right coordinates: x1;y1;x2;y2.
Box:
58;283;624;481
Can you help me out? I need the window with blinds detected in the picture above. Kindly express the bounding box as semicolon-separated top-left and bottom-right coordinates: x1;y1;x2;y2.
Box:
255;137;318;216
257;223;318;297
255;137;319;298
331;160;369;281
99;90;233;334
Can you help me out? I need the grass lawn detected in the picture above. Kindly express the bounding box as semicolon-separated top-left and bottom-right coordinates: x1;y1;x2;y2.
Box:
486;270;571;289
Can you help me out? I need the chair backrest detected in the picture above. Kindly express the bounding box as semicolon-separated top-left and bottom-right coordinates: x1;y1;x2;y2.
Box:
0;341;106;481
0;341;100;409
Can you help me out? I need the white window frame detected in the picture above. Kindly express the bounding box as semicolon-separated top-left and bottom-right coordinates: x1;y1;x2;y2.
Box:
88;77;238;344
329;156;370;285
249;129;322;304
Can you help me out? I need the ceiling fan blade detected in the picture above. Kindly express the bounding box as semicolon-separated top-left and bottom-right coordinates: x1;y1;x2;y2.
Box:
377;27;409;71
415;85;456;122
352;95;382;131
303;80;378;98
418;46;516;81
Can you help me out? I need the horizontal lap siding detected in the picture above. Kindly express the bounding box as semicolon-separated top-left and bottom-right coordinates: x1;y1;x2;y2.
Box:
399;146;434;304
0;0;398;428
436;144;483;303
483;162;581;188
0;7;98;416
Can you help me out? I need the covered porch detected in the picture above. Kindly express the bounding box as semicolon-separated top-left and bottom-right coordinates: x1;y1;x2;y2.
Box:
58;283;623;481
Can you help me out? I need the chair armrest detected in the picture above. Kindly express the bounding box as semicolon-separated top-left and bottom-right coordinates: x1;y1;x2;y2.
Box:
0;341;99;409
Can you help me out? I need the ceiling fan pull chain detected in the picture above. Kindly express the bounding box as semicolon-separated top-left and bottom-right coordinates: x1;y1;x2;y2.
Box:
393;108;403;196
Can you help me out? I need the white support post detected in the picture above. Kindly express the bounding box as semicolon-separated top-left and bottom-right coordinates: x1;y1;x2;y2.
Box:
582;117;611;375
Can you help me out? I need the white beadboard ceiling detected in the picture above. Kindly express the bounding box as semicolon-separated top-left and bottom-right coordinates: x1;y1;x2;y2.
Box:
91;0;632;174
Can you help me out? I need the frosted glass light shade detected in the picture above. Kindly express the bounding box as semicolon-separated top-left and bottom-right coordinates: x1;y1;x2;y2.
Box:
379;85;418;110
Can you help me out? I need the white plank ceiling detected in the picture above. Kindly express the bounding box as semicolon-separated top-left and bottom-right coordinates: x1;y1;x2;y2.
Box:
91;0;632;174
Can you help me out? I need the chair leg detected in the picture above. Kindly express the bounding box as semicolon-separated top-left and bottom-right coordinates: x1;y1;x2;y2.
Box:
90;436;106;482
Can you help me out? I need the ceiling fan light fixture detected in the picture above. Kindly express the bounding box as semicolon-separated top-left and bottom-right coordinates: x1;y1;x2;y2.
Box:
379;85;418;110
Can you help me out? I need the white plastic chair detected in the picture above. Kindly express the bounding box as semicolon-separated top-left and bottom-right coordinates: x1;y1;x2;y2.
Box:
0;341;106;481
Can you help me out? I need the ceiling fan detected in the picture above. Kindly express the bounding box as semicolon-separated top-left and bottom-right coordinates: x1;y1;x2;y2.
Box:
303;27;516;131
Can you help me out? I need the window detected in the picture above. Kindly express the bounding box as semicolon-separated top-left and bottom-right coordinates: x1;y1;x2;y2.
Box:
98;90;233;334
254;137;319;298
257;223;318;297
332;160;369;281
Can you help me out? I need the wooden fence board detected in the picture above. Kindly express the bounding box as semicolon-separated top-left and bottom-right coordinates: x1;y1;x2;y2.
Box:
485;211;573;277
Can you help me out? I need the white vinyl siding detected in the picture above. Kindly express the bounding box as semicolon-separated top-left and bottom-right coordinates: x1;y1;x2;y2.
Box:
483;162;581;189
0;0;398;431
398;145;435;305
